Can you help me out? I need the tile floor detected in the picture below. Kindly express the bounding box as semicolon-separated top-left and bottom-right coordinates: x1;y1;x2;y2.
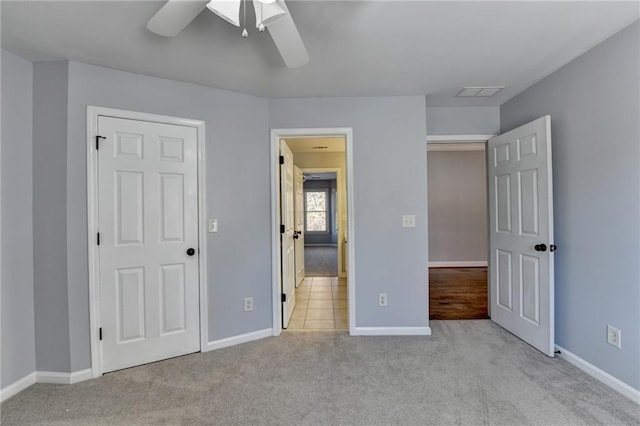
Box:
287;276;347;330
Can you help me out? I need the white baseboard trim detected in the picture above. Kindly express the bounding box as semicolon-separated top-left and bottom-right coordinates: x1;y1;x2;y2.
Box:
555;345;640;404
351;326;432;336
0;372;37;403
206;328;273;352
429;261;488;268
36;368;93;385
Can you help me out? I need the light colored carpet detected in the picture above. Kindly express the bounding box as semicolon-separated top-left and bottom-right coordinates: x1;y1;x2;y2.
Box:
2;321;639;425
304;246;338;276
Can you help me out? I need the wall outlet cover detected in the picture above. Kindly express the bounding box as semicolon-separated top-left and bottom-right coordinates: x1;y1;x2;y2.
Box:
378;293;388;307
244;297;253;312
402;215;416;228
606;325;621;349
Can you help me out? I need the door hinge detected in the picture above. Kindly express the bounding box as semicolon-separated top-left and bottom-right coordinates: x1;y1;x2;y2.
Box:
281;293;286;303
97;232;101;245
96;135;106;150
279;155;284;165
99;327;103;341
280;224;285;234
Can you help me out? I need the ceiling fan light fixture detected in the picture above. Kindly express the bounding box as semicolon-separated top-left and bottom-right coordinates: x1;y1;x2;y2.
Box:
253;0;286;28
206;0;241;27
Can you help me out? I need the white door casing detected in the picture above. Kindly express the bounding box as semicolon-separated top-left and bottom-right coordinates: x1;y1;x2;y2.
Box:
488;115;555;356
270;128;355;336
97;116;201;373
280;140;296;328
294;166;305;286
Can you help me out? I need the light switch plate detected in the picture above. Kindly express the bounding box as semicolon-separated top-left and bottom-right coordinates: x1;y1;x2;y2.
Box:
402;215;416;228
208;219;218;233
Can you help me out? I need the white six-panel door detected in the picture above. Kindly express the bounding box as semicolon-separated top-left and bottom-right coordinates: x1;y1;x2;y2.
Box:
294;166;305;287
98;116;200;373
280;140;296;328
488;115;555;356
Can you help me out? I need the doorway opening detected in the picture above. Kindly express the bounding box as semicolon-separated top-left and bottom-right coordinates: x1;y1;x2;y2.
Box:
302;170;340;277
270;129;355;335
427;141;489;320
426;117;555;357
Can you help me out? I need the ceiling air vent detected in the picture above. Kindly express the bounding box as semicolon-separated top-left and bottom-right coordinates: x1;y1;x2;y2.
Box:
455;86;504;97
312;146;328;150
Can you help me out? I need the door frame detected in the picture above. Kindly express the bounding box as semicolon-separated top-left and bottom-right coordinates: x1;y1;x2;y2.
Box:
426;134;496;317
300;167;344;277
86;106;207;378
270;128;355;335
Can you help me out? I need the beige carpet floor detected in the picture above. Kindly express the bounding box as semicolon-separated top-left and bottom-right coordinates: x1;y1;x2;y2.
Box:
2;320;639;425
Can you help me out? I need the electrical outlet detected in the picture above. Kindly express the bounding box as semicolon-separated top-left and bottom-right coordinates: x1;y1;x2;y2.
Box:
402;215;416;228
607;325;621;348
244;297;253;312
378;293;387;307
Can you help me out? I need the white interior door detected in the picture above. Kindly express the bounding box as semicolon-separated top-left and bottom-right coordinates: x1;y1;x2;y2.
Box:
294;166;305;286
280;140;296;328
98;116;200;373
488;115;555;356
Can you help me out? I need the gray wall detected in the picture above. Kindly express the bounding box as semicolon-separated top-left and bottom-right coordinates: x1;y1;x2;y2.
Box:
428;149;487;263
426;106;499;136
270;97;429;328
1;50;36;387
501;21;640;390
33;61;71;372
28;61;271;372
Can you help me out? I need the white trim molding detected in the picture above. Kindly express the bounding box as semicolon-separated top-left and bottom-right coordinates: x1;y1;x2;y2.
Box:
36;369;93;385
351;326;432;336
86;106;207;378
556;345;640;404
1;369;94;402
426;134;495;143
206;329;273;352
270;128;356;337
429;261;488;268
0;372;37;403
427;143;486;152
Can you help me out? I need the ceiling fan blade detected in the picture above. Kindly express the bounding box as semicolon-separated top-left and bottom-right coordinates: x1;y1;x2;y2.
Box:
147;0;208;37
266;1;309;68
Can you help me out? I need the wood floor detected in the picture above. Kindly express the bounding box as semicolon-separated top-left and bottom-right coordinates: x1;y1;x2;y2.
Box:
429;267;488;320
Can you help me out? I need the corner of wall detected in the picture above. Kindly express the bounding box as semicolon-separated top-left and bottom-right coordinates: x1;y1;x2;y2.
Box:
32;60;72;373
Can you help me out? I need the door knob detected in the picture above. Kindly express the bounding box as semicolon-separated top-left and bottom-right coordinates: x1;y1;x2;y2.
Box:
550;244;557;252
534;244;547;252
186;248;196;256
293;233;299;240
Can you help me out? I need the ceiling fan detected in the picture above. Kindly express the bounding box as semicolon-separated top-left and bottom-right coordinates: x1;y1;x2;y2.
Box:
147;0;309;68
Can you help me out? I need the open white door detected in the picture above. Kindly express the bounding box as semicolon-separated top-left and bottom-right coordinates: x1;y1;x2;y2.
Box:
98;116;200;373
280;140;296;328
294;166;305;286
488;115;555;356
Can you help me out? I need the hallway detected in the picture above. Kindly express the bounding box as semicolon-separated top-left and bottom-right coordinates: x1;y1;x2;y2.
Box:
287;276;347;330
303;246;338;276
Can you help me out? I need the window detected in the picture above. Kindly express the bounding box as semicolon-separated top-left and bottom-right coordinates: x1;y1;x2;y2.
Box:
305;190;328;232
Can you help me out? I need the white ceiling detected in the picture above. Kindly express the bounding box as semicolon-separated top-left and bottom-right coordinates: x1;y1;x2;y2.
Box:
2;1;638;106
285;137;345;153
